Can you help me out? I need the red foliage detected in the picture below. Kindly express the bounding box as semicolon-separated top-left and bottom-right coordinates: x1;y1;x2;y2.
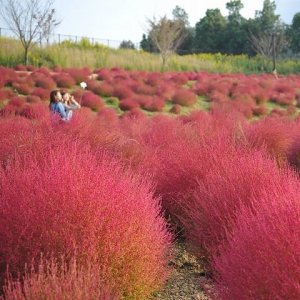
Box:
12;83;33;95
81;91;104;112
113;84;134;99
26;95;42;103
21;103;49;120
244;117;293;167
118;98;140;111
91;81;114;97
211;169;300;300
97;107;119;125
190;82;210;96
168;72;189;86
26;65;37;72
141;95;165;112
95;67;113;81
169;104;182;114
146;72;163;87
8;96;26;108
181;145;284;263
132;83;155;95
252;105;268;116
155;83;175;101
52;72;76;88
14;64;27;71
31;87;51;101
172;89;197;107
34;74;56;90
2;257;118;300
120;108;148;120
66;67;91;84
36;67;52;77
0;142;172;298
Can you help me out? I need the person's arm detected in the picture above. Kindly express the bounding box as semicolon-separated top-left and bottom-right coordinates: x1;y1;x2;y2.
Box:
57;102;67;120
70;96;81;108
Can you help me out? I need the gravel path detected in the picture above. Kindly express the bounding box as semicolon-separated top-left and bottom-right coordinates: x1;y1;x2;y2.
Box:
150;241;212;300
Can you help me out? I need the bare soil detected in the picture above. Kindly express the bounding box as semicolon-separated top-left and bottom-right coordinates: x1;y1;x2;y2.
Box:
150;240;212;300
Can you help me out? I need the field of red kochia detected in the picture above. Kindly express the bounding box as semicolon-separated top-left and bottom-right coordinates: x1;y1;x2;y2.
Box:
1;66;300;299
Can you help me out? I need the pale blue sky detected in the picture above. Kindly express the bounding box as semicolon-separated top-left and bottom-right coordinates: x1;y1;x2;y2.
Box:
0;0;299;47
53;0;299;45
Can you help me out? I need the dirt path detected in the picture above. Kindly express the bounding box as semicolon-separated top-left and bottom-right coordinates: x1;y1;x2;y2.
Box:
150;241;212;300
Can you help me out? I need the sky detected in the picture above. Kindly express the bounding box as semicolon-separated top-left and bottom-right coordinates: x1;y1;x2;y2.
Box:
1;0;299;48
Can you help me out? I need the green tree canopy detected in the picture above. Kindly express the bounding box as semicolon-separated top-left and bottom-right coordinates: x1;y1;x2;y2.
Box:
194;8;227;53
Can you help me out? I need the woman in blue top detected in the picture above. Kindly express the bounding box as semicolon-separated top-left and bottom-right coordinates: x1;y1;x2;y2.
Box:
49;90;67;121
61;91;81;121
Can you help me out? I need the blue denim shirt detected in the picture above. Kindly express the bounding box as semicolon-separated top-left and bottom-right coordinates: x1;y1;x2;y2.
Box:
50;102;67;121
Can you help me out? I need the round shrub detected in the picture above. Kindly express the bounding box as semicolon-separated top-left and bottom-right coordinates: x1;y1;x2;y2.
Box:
0;143;172;299
119;98;140;111
52;73;76;88
211;169;300;300
21;103;49;120
8;96;26;108
172;89;197;107
81;92;104;112
26;95;42;103
169;104;182;114
31;87;51;101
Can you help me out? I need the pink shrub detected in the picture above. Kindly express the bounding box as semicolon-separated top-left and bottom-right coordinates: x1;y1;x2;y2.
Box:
207;90;229;102
211;170;300;300
21;103;49;120
252;105;268;116
26;65;37;72
155;83;175;101
181;146;286;263
52;72;76;88
34;74;56;90
2;257;117;300
169;104;182;114
8;96;26;108
0;142;172;299
97;107;119;125
12;83;33;95
120;108;148;121
81;91;104;112
190;82;210;96
132;83;155;95
141;95;165;112
92;81;114;97
14;64;27;71
95;67;112;81
36;67;52;77
0;104;19;116
169;73;189;86
118;98;140;111
146;72;163;87
67;67;90;84
172;89;197;107
31;87;51;101
26;95;41;103
113;84;134;99
244;117;293;167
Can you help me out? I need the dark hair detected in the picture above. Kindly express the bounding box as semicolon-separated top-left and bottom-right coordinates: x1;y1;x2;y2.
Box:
50;90;60;104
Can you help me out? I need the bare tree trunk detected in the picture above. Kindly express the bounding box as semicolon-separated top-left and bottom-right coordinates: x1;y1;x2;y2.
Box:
24;47;29;66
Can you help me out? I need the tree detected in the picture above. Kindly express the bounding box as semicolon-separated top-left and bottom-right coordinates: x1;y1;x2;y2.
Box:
194;9;227;53
146;15;187;70
287;12;300;54
0;0;61;65
140;34;155;52
119;40;136;50
172;5;194;55
221;0;252;55
248;0;287;58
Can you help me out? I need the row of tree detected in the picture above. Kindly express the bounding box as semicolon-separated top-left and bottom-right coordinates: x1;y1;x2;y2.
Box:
135;0;300;59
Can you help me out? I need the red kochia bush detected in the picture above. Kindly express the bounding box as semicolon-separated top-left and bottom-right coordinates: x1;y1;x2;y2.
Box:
52;72;76;88
31;87;51;101
118;98;140;111
0;143;172;299
181;146;283;263
172;89;197;107
21;103;49;120
81;92;104;112
211;169;300;300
